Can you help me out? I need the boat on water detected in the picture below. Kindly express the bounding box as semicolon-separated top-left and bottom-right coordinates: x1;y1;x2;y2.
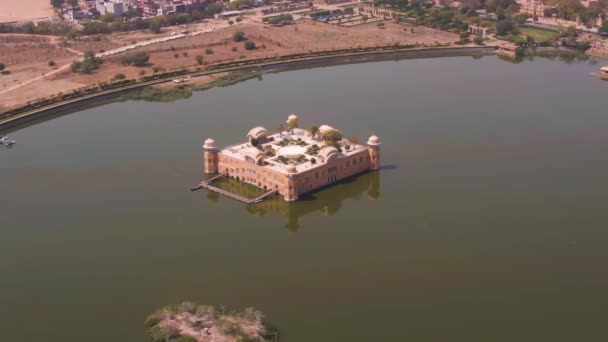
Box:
1;136;16;146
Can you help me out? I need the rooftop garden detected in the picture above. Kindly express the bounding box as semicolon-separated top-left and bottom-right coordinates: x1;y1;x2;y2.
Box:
276;137;309;147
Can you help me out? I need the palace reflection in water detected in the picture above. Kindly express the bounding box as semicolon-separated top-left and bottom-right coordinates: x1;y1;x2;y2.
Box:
204;170;381;231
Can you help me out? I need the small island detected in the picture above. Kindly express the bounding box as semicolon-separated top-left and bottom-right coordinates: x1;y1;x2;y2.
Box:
145;302;279;342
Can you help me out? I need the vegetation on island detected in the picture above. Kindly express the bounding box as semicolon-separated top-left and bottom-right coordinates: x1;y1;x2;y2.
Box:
125;70;263;102
145;301;279;342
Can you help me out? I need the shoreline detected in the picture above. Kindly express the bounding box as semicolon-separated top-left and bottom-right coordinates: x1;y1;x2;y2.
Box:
0;45;496;132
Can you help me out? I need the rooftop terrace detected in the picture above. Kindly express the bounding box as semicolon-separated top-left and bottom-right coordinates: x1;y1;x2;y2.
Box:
219;125;370;175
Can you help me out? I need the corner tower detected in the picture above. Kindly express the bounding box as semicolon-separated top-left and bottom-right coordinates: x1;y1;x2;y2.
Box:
203;138;218;174
367;135;381;170
284;164;298;202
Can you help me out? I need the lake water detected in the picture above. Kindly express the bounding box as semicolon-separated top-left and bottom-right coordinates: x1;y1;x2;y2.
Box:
1;54;608;341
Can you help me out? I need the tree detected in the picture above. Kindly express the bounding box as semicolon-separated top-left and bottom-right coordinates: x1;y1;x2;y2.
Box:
149;22;162;34
514;13;529;25
287;117;298;132
69;0;78;9
100;13;117;23
229;0;253;10
244;41;256;50
496;19;514;36
600;21;608;34
473;36;484;45
120;52;150;67
308;125;319;139
206;2;224;15
0;63;5;71
48;60;56;67
323;129;342;144
277;122;285;135
205;48;214;54
233;30;246;42
195;55;204;65
50;0;63;9
113;73;126;80
377;22;385;28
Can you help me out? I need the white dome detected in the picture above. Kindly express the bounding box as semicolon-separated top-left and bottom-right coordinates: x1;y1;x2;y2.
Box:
278;145;306;159
203;138;217;149
319;125;336;134
367;135;380;146
286;164;297;173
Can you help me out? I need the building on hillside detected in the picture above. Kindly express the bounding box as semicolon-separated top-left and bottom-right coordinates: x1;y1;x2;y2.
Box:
516;0;546;16
202;114;381;202
96;0;126;16
214;10;241;19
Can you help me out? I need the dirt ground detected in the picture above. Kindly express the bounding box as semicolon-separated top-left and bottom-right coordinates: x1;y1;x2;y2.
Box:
0;18;458;111
0;0;56;23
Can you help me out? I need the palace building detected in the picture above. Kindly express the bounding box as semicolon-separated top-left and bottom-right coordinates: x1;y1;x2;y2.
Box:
202;114;381;202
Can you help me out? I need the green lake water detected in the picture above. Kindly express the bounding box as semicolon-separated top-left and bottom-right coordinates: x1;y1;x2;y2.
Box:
1;53;608;341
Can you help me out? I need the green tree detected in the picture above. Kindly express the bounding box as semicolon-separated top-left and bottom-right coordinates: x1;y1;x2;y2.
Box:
195;55;204;65
473;36;484;45
229;0;253;10
600;21;608;34
277;122;285;135
119;52;150;67
323;130;343;149
233;30;246;42
50;0;63;9
244;41;256;50
496;19;514;36
113;73;126;80
100;13;117;23
0;63;5;71
206;2;224;15
48;60;56;67
149;22;162;34
308;125;319;139
205;48;214;54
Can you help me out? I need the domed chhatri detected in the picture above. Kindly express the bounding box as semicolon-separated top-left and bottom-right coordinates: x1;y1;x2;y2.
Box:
367;135;381;146
203;138;217;149
247;126;268;142
287;114;298;123
199;114;381;202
